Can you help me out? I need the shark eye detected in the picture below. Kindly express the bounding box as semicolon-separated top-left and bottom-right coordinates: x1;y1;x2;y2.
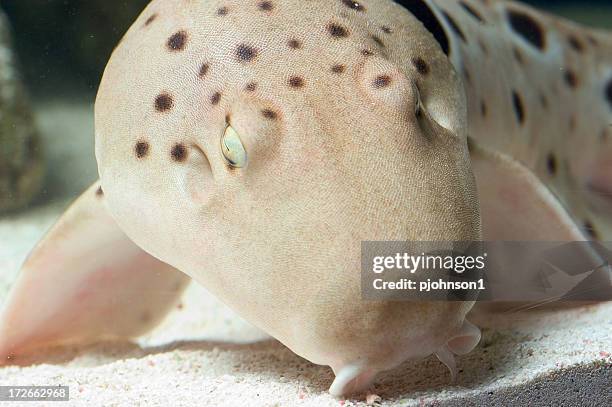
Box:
221;125;248;168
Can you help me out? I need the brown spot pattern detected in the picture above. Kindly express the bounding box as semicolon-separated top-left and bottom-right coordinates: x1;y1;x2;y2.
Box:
288;76;305;88
135;141;150;159
211;92;222;105
258;1;274;11
236;44;259;62
167;31;188;51
606;79;612;109
584;220;599;239
507;10;546;50
327;23;349;38
331;64;346;74
371;35;385;48
546;153;557;175
288;39;302;49
144;14;157;26
341;0;365;12
568;35;584;52
412;57;429;75
155;93;173;112
171;144;188;162
199;63;210;78
373;75;392;88
564;70;579;88
512;91;525;124
262;109;278;120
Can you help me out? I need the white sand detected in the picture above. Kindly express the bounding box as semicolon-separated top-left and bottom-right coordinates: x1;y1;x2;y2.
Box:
0;102;610;406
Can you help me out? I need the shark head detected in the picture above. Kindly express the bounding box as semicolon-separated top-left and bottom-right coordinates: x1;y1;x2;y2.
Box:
96;0;480;279
94;0;482;391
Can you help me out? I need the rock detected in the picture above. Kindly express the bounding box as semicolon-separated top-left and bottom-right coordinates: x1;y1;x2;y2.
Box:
0;9;43;213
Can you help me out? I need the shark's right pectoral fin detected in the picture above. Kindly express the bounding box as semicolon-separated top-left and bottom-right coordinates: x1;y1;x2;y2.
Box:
0;182;190;364
469;141;587;241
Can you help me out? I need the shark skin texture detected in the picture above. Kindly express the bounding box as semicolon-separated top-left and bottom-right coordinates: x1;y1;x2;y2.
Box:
1;0;611;397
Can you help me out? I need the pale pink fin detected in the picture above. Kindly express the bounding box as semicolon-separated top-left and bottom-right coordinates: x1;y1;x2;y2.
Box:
434;345;457;383
435;319;480;382
447;319;481;355
470;142;587;241
329;364;377;397
0;183;190;364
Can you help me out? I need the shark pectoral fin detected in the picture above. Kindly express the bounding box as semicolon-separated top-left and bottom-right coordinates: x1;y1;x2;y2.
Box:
469;141;586;241
0;182;190;364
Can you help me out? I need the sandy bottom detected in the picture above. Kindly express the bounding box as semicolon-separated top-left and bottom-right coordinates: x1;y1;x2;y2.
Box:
0;101;610;406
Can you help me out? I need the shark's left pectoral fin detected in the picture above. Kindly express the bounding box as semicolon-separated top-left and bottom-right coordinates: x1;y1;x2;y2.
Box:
0;182;190;364
469;141;586;241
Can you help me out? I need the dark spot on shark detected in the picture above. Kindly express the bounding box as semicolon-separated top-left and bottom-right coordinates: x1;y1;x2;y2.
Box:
361;49;374;57
373;75;392;88
512;91;525;124
540;93;549;109
381;26;393;34
459;1;484;23
199;63;210;78
135;141;150;159
478;39;488;55
507;10;546;50
331;64;346;74
341;0;365;11
288;76;305;88
217;7;229;16
442;11;466;42
463;69;472;85
288;39;302;49
546;153;557;175
480;100;488;117
412;57;429;75
400;0;450;55
171;143;188;162
245;82;258;92
236;44;258;62
258;1;274;11
371;35;385;48
513;47;524;65
327;22;349;38
568;35;584;53
583;220;599;240
155;93;173;112
262;109;279;120
606;79;612;109
144;14;157;27
564;70;579;88
167;31;188;51
211;92;222;105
